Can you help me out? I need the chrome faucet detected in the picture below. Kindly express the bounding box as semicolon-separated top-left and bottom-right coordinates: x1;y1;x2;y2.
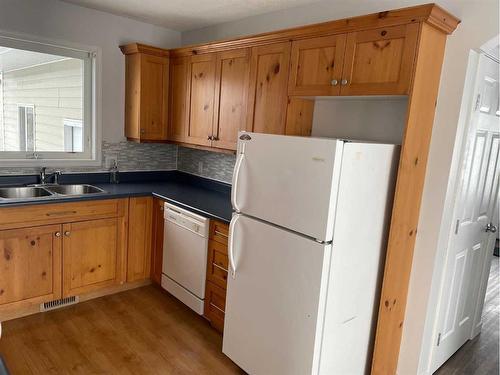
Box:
39;167;61;185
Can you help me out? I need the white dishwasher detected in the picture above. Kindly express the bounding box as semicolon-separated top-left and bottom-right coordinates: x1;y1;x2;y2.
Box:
161;202;209;315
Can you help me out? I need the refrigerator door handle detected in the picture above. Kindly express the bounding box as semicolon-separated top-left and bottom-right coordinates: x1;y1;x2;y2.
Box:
228;214;241;278
231;149;245;212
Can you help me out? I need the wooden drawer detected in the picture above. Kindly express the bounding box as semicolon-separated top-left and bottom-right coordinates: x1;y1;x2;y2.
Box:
0;199;126;229
204;281;227;332
209;220;229;245
207;240;228;289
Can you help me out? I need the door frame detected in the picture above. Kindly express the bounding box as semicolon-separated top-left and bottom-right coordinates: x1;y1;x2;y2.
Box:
420;49;499;374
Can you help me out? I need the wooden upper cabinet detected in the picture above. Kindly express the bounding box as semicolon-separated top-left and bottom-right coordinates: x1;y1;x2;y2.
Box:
288;35;346;96
186;54;217;146
121;43;169;142
168;56;189;142
247;42;291;135
212;49;250;150
0;225;62;306
340;24;419;95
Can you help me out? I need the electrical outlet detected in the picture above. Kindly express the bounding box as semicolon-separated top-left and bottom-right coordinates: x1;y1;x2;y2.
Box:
198;161;203;174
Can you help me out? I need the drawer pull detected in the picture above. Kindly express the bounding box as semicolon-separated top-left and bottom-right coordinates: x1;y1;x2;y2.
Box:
212;262;228;273
214;230;228;238
210;302;225;314
46;210;77;217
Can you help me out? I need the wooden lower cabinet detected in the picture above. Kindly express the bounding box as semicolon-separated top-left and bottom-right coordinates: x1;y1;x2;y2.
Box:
127;197;153;282
62;218;125;297
204;281;227;332
0;224;62;307
204;219;229;332
0;199;129;319
150;198;165;285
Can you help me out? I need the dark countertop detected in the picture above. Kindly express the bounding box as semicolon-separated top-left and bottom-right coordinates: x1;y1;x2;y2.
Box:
0;171;232;223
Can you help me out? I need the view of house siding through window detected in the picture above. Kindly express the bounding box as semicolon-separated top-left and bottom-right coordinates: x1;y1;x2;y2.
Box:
0;47;83;153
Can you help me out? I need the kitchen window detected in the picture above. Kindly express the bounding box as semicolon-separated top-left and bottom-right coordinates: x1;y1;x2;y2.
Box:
0;33;99;165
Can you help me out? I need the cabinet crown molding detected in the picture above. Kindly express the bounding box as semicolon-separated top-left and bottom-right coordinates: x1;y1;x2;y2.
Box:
169;3;460;57
120;43;169;57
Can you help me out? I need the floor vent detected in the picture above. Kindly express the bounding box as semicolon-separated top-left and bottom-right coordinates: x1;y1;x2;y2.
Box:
40;296;79;312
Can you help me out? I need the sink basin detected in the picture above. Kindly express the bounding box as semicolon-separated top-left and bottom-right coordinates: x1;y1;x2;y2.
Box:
45;184;106;196
0;187;53;199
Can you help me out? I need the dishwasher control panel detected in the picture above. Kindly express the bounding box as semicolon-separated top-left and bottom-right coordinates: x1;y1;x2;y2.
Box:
164;202;208;237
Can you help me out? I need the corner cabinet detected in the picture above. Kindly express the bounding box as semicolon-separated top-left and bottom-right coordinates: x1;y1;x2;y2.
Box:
120;43;169;142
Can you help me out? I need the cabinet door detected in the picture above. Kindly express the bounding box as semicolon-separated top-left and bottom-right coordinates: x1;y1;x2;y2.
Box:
212;48;250;150
0;225;62;306
340;24;419;95
247;42;291;135
150;198;165;285
62;218;123;296
288;35;346;96
212;49;250;150
186;53;217;146
168;56;189;142
140;54;169;140
127;197;153;282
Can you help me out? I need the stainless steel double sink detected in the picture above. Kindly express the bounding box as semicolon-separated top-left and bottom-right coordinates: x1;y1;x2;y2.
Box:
0;184;106;200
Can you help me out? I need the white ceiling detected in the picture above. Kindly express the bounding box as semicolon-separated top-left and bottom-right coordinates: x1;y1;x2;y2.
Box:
60;0;324;31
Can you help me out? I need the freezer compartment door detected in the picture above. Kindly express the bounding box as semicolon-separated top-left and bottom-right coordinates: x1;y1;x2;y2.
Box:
223;214;331;375
232;132;343;242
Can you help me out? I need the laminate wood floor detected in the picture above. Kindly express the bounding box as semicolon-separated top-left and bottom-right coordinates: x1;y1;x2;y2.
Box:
435;256;499;375
0;285;245;374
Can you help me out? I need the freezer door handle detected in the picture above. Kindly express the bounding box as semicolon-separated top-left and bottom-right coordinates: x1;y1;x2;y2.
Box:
231;149;245;212
228;214;241;278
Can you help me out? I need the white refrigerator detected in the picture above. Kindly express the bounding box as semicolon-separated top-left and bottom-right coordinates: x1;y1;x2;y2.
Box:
223;132;400;375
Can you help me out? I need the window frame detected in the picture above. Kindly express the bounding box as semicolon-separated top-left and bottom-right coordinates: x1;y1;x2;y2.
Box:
0;31;101;166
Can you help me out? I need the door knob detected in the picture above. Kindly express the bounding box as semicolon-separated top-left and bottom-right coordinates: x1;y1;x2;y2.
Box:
331;79;338;86
485;223;497;233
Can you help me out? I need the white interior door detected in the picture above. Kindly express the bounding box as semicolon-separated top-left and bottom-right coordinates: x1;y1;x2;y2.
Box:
222;214;331;375
431;53;500;372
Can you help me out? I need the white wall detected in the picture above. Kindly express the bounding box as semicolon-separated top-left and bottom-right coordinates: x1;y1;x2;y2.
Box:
311;98;407;144
0;0;181;143
181;0;499;373
182;0;463;45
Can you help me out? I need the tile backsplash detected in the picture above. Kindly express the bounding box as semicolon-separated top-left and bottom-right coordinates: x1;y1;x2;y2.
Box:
0;142;236;184
0;141;178;175
177;147;235;184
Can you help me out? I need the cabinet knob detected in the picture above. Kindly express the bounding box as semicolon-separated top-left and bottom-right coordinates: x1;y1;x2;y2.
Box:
140;129;145;134
331;79;338;86
55;232;61;237
207;135;213;141
341;79;348;86
213;136;219;141
64;231;71;237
